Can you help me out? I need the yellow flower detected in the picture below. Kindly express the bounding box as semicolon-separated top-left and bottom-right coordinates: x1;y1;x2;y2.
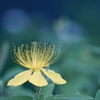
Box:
7;42;66;87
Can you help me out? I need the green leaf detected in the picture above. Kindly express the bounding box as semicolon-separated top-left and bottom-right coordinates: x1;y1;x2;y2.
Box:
33;93;38;100
95;89;100;100
0;80;4;95
37;94;44;100
0;96;33;100
2;66;25;82
0;42;10;74
46;93;93;100
33;93;44;100
6;86;35;97
41;83;55;98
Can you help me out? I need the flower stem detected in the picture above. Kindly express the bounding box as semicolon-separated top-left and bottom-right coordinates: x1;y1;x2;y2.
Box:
34;86;40;95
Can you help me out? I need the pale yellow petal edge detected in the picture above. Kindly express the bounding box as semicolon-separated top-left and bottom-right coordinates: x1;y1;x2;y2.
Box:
41;68;67;85
29;70;48;87
7;70;32;86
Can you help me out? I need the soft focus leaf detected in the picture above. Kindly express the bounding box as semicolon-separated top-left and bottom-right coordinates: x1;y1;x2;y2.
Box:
0;96;33;100
0;80;4;98
41;83;55;98
37;94;44;100
95;89;100;100
46;93;93;100
33;93;44;100
0;42;10;74
6;86;35;97
87;45;100;54
0;80;4;90
56;43;100;95
33;93;38;100
2;66;25;82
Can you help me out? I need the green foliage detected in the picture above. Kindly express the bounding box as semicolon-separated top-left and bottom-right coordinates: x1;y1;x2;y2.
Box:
95;89;100;100
33;93;44;100
0;84;93;100
2;65;25;83
40;83;55;98
53;43;100;95
6;86;35;97
0;96;33;100
0;35;100;100
0;42;10;75
46;93;93;100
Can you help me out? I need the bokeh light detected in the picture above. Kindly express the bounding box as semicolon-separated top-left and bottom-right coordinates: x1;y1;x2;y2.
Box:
2;8;31;34
54;16;86;43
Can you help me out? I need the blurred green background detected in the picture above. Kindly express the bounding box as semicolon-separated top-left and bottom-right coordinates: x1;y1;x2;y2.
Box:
0;0;100;98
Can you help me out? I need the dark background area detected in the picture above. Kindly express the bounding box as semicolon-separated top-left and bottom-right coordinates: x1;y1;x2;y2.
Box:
0;0;100;44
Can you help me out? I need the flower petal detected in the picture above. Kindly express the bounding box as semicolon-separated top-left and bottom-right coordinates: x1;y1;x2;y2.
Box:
7;70;32;86
41;68;66;85
29;70;48;87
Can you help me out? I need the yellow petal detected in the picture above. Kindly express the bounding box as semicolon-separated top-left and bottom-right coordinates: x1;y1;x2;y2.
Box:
7;70;32;86
41;68;66;85
29;70;48;87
